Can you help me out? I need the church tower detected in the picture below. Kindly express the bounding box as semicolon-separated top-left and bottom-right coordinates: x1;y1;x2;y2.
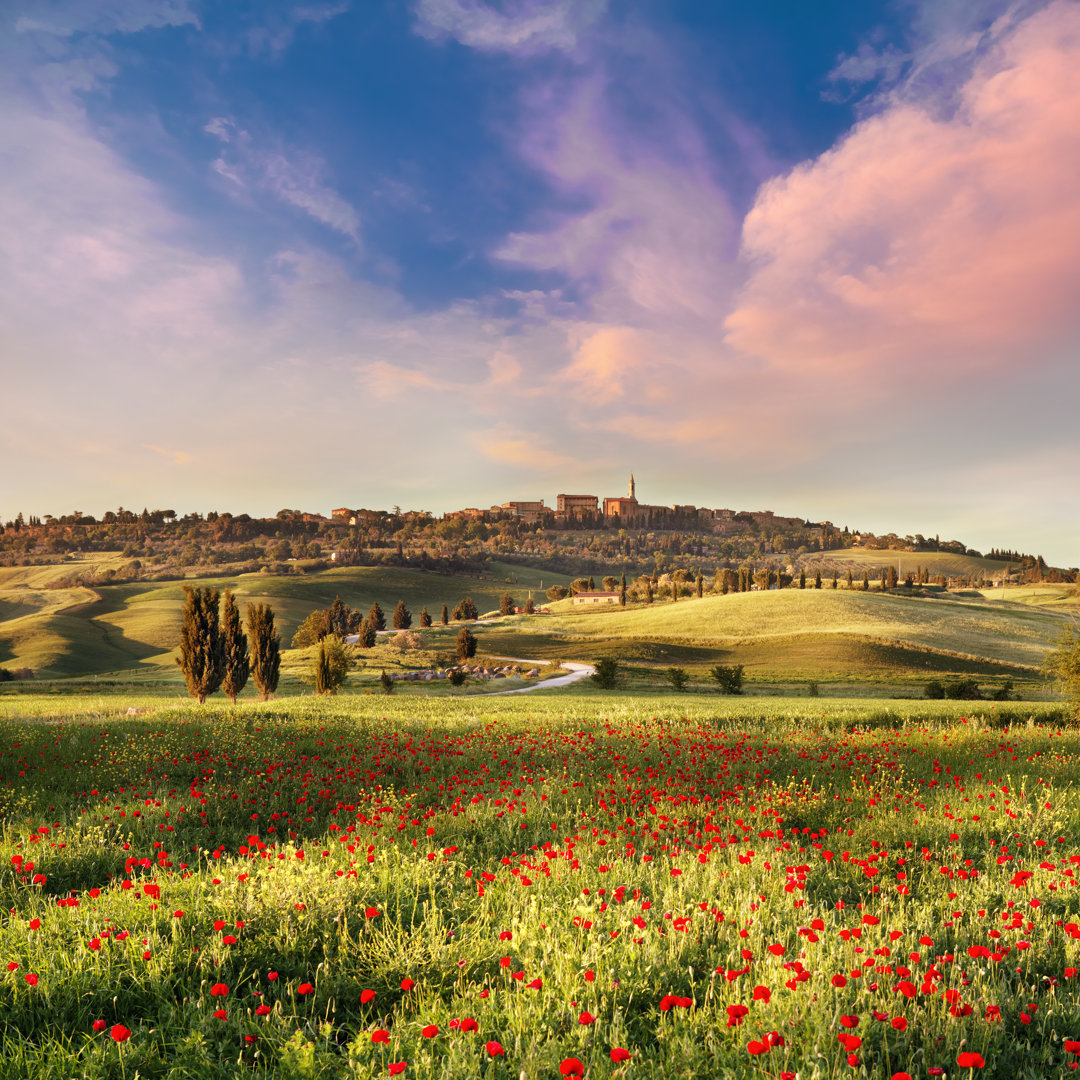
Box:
628;473;636;499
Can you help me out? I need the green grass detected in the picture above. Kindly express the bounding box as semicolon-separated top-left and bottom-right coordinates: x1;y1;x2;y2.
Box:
0;692;1078;1078
814;547;1005;577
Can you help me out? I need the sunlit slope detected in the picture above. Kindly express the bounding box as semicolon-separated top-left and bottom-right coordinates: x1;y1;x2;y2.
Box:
813;549;1003;577
482;589;1067;677
0;563;569;678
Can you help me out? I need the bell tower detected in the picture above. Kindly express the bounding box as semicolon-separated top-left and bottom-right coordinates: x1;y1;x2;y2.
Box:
628;473;635;499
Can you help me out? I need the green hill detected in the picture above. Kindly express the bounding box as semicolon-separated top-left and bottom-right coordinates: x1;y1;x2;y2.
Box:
0;561;568;680
474;588;1070;686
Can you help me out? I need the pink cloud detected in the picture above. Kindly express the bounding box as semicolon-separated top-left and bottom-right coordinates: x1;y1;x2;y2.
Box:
725;0;1080;376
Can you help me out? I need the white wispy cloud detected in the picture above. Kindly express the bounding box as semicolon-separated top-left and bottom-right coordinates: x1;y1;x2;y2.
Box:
206;118;362;243
413;0;605;55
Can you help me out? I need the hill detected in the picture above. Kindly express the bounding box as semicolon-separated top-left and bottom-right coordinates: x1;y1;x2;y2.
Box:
0;560;568;680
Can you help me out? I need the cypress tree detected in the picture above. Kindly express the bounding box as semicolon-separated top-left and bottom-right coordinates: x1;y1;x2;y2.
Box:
799;569;806;589
696;572;703;598
221;589;249;705
862;571;870;591
832;570;838;590
368;601;386;632
814;570;822;589
587;576;595;590
456;625;477;660
619;573;627;606
880;568;887;591
246;602;280;701
357;617;376;649
176;585;225;704
419;607;432;628
847;569;854;589
392;600;412;629
441;604;449;625
499;592;516;616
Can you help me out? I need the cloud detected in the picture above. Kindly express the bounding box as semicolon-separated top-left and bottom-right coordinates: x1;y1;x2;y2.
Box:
245;2;351;58
725;0;1080;378
145;445;191;465
472;433;573;469
205;118;361;242
12;0;198;37
413;0;605;55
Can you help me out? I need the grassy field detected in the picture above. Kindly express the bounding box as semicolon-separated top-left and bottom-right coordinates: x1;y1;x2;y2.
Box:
0;561;571;682
1;691;1079;1079
813;548;1006;578
474;589;1070;694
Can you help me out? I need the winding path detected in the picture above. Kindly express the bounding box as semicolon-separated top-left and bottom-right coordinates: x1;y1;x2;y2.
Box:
486;659;596;695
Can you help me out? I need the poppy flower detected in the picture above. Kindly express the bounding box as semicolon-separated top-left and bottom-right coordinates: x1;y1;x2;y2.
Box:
893;1074;913;1080
459;1018;478;1032
1066;1041;1080;1053
421;1025;438;1038
892;1017;908;1031
957;1052;985;1068
486;1041;505;1056
372;1029;389;1044
579;1011;596;1025
559;1060;585;1077
584;970;595;982
365;907;380;918
111;1024;132;1043
92;1019;107;1032
752;985;771;1003
24;973;38;987
297;983;314;995
210;983;229;997
361;989;376;1004
256;1004;271;1016
389;1064;406;1076
747;1039;769;1055
213;1009;227;1020
610;1048;631;1063
401;978;415;991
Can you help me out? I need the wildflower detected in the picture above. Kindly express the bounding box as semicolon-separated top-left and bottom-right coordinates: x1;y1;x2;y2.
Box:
421;1025;438;1038
111;1024;132;1043
210;982;229;997
361;989;376;1004
92;1019;107;1032
372;1029;390;1044
559;1059;585;1077
957;1052;985;1068
389;1064;406;1076
579;1011;595;1025
401;978;415;991
486;1041;505;1056
610;1048;631;1062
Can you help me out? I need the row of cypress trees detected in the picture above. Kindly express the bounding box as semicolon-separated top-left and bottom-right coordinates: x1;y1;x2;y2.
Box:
176;586;281;703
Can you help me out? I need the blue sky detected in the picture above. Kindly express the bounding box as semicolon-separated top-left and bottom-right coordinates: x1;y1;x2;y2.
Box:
3;0;1078;564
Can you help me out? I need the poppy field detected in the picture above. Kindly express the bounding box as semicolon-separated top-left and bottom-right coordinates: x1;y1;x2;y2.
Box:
2;693;1080;1079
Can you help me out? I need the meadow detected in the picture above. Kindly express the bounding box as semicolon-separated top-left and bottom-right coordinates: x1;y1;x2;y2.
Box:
3;691;1080;1079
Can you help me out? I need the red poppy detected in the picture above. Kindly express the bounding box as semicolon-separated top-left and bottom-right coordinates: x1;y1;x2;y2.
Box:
361;989;376;1004
579;1011;596;1025
610;1048;631;1063
840;1015;859;1028
256;1004;271;1016
559;1060;585;1077
752;985;771;1003
213;1009;227;1020
584;970;595;982
486;1041;505;1056
957;1052;985;1068
297;983;314;995
92;1019;107;1032
210;982;229;997
421;1025;438;1038
389;1064;406;1076
892;1017;908;1031
372;1029;390;1044
459;1018;478;1032
893;1074;912;1080
365;907;380;918
747;1039;769;1055
24;973;38;987
1066;1041;1080;1053
401;978;415;991
111;1024;132;1043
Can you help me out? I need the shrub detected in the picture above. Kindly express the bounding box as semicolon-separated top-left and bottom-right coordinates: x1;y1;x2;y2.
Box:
665;667;690;692
499;592;516;616
452;597;479;621
379;670;395;695
710;664;744;694
1043;622;1080;716
808;680;820;697
945;678;981;700
924;680;945;699
448;669;468;687
992;679;1014;701
313;637;350;695
591;658;620;690
456;625;478;660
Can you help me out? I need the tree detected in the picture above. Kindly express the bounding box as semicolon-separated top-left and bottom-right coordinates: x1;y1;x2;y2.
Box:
441;604;449;625
499;592;516;616
696;572;704;599
880;568;887;591
886;565;898;589
832;571;838;590
619;574;627;607
814;570;822;590
1043;622;1080;716
357;617;376;649
546;585;569;601
221;589;249;704
419;607;432;628
176;586;225;704
313;636;349;695
246;603;281;701
570;578;590;595
524;596;535;614
665;667;690;692
327;595;352;638
392;600;412;629
601;576;619;592
291;609;331;648
368;601;386;632
846;569;854;589
456;625;478;660
591;658;620;689
452;597;479;621
862;571;870;591
587;576;595;590
379;670;395;695
798;569;806;589
711;664;744;694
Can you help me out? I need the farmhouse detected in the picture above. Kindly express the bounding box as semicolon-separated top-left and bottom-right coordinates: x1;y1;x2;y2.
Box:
572;591;620;606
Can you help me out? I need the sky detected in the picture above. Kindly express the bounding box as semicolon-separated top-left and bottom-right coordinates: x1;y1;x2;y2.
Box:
2;0;1078;565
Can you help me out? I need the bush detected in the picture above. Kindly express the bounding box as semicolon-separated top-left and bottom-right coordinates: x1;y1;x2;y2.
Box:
992;679;1014;701
1043;623;1080;716
945;678;981;700
545;585;568;601
499;592;516;616
448;669;468;687
924;681;945;699
665;667;690;692
379;670;395;695
808;680;820;698
710;664;744;694
452;597;479;621
313;637;350;695
591;658;620;690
